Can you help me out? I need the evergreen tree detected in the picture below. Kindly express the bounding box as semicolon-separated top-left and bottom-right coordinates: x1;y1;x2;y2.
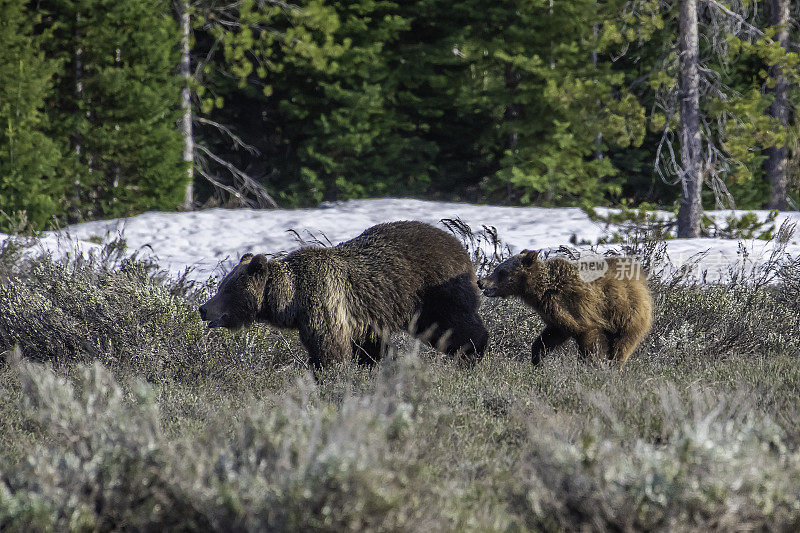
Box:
0;0;65;231
459;0;647;205
1;0;784;220
189;0;346;206
192;0;530;206
381;0;497;199
270;0;411;203
603;0;797;212
39;0;187;221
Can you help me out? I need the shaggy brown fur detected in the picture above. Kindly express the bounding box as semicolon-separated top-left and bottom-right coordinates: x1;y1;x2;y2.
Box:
479;250;652;367
199;221;488;369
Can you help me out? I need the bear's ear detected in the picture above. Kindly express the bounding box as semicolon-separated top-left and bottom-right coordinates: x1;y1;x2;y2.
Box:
521;249;539;268
246;254;270;276
239;253;254;264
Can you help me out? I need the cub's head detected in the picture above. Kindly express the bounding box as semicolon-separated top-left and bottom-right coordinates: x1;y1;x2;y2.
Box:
479;250;542;298
199;253;271;330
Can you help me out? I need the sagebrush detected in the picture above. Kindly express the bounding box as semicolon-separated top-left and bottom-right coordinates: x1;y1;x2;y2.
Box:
1;236;800;531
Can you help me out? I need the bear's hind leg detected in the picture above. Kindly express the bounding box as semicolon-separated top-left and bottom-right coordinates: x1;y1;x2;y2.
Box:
352;331;386;366
443;313;488;365
414;273;486;364
411;310;487;365
531;326;570;366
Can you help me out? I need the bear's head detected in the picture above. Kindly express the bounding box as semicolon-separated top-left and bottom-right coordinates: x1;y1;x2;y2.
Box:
479;250;542;298
199;253;271;330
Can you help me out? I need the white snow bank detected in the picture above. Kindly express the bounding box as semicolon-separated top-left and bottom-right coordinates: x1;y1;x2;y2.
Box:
1;199;798;283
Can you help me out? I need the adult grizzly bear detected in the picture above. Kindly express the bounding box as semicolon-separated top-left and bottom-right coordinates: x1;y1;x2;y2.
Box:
479;251;652;367
199;221;488;369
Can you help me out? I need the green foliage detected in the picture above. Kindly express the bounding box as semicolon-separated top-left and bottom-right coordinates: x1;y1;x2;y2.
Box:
195;0;655;207
0;0;65;232
272;0;418;203
2;0;800;221
475;0;647;204
37;0;187;222
192;0;800;210
702;210;779;240
583;205;781;243
584;203;676;242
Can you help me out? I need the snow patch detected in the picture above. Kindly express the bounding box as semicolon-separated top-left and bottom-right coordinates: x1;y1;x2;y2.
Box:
1;199;797;283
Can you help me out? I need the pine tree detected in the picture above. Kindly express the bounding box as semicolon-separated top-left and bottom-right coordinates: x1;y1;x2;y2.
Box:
606;0;795;214
189;0;345;206
0;0;65;231
381;0;497;199
40;0;187;221
459;0;647;205
272;0;412;203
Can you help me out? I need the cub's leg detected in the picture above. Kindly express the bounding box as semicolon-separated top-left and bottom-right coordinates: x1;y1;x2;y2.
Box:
608;324;649;367
607;300;653;367
531;326;570;366
576;329;602;361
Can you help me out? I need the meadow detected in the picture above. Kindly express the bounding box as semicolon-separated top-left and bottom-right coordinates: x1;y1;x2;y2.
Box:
1;231;800;531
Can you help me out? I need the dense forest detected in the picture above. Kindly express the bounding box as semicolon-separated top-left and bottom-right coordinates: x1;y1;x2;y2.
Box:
0;0;798;233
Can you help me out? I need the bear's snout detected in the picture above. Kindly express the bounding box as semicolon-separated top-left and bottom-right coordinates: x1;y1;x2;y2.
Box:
199;302;227;327
477;279;485;289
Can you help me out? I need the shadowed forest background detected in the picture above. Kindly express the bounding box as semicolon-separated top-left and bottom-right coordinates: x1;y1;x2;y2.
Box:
0;0;798;232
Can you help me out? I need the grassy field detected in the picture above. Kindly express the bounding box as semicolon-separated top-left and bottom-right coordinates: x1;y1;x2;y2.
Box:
1;235;800;531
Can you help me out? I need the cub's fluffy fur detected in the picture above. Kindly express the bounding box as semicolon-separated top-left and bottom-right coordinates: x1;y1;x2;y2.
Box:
480;251;652;367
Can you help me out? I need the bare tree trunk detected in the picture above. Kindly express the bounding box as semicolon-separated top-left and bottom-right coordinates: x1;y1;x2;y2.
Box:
72;13;83;160
593;19;602;160
677;0;703;238
70;12;84;221
764;0;790;210
504;64;521;203
177;0;194;210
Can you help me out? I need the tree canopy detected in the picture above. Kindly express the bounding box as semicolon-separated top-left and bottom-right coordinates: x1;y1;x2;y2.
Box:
0;0;797;232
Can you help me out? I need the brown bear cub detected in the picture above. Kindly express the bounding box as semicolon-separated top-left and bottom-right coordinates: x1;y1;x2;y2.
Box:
199;221;488;370
479;250;652;367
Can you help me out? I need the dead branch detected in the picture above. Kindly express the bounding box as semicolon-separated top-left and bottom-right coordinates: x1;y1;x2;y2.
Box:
196;117;260;155
196;144;279;208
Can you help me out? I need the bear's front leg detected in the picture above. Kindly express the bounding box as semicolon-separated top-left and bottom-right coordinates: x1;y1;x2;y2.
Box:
298;322;351;371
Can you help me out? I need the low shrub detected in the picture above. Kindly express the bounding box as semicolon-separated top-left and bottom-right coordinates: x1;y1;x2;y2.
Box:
0;234;799;530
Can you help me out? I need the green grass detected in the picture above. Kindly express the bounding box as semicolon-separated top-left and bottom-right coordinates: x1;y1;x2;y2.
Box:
1;237;800;531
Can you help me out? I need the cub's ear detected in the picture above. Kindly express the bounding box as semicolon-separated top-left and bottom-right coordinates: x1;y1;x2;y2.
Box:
521;249;539;268
246;254;270;276
239;253;254;263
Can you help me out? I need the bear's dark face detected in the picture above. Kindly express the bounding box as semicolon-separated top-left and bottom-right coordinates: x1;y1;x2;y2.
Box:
199;253;270;330
479;250;541;298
